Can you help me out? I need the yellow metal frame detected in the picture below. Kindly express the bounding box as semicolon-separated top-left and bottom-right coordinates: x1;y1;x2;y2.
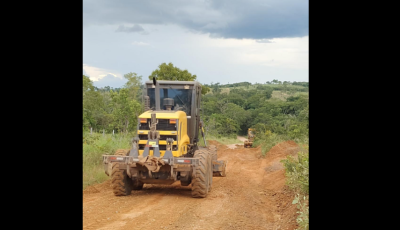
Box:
138;110;190;157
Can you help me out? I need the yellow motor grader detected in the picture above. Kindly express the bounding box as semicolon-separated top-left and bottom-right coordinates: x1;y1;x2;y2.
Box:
244;128;255;148
102;78;226;198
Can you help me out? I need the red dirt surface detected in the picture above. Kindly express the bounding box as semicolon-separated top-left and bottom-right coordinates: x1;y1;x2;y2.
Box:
83;140;301;230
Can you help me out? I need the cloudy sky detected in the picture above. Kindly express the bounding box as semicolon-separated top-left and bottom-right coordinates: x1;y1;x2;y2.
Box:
83;0;308;88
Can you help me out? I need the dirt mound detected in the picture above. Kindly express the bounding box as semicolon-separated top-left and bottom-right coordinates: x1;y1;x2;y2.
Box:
266;140;299;157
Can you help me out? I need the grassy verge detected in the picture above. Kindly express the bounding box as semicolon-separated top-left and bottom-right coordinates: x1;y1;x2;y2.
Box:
82;132;133;190
252;131;309;157
280;145;309;230
198;133;243;147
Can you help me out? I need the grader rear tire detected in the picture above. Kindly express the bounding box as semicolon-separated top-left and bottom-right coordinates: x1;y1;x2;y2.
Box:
191;149;210;198
111;162;133;196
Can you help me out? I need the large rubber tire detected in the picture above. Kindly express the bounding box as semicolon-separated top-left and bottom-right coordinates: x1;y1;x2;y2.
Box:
132;179;144;190
207;145;217;191
191;149;210;198
111;162;133;196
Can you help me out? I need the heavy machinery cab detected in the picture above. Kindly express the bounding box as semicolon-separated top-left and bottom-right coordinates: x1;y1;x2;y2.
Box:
248;128;255;142
138;80;203;157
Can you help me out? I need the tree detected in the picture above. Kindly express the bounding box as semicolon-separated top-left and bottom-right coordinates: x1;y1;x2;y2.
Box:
205;114;240;137
83;75;103;131
123;72;143;101
201;85;211;95
149;62;209;94
211;82;222;94
283;81;288;93
226;93;246;108
222;103;251;134
264;86;273;99
110;88;142;133
149;62;197;81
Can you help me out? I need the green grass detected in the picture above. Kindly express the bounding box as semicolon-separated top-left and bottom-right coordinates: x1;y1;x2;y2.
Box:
292;194;309;230
83;132;133;190
220;88;230;94
281;145;309;230
271;90;291;100
200;135;243;146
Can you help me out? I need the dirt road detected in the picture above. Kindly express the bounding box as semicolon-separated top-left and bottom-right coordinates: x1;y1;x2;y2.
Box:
83;140;301;230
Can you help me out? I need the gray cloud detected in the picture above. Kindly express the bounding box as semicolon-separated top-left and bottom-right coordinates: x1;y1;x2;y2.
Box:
83;0;308;39
115;24;145;33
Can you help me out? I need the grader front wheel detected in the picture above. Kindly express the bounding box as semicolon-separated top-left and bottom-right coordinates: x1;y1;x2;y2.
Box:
191;149;211;198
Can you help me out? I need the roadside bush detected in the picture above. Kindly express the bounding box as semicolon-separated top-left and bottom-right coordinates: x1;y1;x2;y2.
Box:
281;148;309;230
292;194;309;230
83;132;133;189
281;150;309;194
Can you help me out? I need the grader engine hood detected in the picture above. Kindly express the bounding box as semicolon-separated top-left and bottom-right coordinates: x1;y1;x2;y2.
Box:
136;110;190;158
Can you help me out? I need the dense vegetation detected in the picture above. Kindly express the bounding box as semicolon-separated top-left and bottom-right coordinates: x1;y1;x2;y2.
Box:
201;80;308;155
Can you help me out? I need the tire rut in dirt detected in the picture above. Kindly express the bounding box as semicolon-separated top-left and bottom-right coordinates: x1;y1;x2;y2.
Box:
191;149;211;198
111;162;133;196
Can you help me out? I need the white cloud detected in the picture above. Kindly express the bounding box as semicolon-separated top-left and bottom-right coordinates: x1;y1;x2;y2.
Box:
132;41;150;46
194;35;308;70
82;64;123;81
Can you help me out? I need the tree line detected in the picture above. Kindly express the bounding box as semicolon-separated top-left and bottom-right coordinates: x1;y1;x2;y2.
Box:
83;62;308;143
201;83;308;141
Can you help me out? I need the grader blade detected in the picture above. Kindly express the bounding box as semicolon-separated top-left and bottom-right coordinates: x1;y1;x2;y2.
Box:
212;160;227;177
